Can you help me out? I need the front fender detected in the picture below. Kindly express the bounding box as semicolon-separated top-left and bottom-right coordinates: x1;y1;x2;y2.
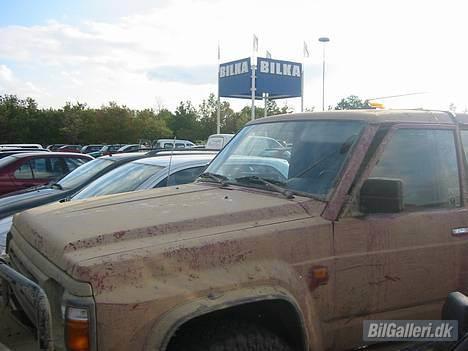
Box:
143;285;321;351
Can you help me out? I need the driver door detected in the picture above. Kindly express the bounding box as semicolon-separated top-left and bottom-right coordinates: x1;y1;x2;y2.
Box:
331;125;468;349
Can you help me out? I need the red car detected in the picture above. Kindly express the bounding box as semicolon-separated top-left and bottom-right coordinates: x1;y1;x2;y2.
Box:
0;152;93;196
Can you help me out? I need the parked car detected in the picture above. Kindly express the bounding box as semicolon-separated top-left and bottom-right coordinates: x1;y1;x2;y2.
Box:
117;144;140;153
0;152;92;196
0;144;43;149
205;133;234;149
46;144;65;151
153;139;195;149
0;150;216;253
81;144;104;154
71;153;216;201
57;144;83;153
0;152;152;252
88;144;125;158
5;110;468;351
0;148;50;160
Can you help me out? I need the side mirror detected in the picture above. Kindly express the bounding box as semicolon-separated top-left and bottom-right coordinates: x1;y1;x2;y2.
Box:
359;178;403;213
442;292;468;339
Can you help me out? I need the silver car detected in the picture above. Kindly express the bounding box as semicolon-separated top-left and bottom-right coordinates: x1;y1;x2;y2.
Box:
71;153;216;200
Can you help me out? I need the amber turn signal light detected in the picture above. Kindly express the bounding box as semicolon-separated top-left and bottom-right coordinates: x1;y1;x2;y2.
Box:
66;307;90;351
309;265;329;290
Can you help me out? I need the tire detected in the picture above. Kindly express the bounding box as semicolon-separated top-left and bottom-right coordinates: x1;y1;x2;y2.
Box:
168;319;294;351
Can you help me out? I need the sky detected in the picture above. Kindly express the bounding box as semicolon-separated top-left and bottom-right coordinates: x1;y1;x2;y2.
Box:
1;0;468;112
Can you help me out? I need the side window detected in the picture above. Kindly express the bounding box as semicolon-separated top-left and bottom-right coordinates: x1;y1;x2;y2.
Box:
368;128;460;210
49;158;66;177
65;158;87;172
29;157;51;179
167;166;206;186
14;162;33;180
175;143;185;149
154;177;167;188
459;130;468;163
164;143;174;149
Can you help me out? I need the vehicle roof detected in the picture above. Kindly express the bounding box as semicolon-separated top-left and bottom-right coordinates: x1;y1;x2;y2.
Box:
99;152;147;160
156;139;193;142
248;110;468;125
9;152;93;159
208;134;234;138
0;148;49;152
133;153;215;167
0;144;42;147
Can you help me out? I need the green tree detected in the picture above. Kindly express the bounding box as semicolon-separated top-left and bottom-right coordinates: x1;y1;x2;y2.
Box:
169;101;201;141
198;94;235;139
133;109;172;141
335;95;371;110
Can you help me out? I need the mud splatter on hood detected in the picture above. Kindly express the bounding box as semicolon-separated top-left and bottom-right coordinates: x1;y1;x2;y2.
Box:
12;183;323;275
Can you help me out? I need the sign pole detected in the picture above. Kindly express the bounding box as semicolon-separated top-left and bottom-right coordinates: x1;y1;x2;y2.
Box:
302;41;309;113
264;93;268;117
217;42;221;133
251;34;258;121
301;69;304;112
251;63;256;121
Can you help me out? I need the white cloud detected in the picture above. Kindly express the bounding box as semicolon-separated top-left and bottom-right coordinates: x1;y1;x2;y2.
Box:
0;64;47;99
0;65;13;81
0;0;468;111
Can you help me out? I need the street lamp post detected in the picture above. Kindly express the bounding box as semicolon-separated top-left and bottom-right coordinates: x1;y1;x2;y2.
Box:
318;37;330;111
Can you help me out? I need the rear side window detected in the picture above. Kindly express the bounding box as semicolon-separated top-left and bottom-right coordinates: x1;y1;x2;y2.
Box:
369;128;460;210
14;162;33;179
155;166;206;187
49;157;67;177
29;157;50;179
459;130;468;163
65;158;87;172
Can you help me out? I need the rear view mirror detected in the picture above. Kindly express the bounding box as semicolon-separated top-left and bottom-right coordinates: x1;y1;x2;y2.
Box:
359;178;403;213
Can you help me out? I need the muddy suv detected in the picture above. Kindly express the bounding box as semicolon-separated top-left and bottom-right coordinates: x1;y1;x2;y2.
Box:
2;110;468;351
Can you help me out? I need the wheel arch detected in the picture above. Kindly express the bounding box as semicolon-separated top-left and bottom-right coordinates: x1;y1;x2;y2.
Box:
143;286;309;351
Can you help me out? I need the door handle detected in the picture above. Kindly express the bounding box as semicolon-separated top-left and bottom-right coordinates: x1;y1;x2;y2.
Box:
452;227;468;236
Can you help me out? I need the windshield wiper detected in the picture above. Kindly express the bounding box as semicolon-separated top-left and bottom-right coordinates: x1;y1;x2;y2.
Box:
234;175;295;199
50;183;63;190
198;172;228;184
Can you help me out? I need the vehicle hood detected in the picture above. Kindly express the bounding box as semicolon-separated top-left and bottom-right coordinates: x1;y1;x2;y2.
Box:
0;187;67;219
12;183;324;275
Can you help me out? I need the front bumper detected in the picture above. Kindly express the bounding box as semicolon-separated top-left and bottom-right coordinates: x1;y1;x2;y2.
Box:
0;255;53;351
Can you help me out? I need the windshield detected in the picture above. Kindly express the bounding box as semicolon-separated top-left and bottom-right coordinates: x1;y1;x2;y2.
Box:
204;120;364;199
57;158;114;189
72;161;165;200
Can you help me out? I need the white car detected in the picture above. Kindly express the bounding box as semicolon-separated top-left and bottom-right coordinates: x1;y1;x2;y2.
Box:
0;144;43;150
154;139;195;149
205;134;234;150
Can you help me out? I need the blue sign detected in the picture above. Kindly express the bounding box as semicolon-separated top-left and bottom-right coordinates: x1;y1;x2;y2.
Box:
219;57;252;99
256;57;302;99
218;57;302;100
